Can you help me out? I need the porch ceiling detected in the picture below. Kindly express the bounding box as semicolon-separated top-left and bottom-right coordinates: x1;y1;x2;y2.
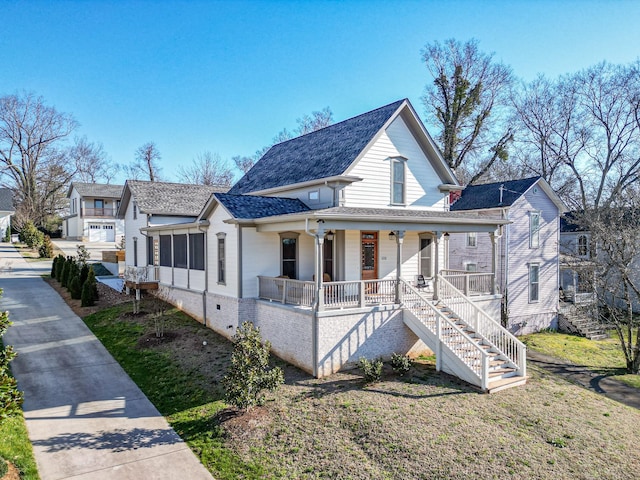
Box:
241;206;509;233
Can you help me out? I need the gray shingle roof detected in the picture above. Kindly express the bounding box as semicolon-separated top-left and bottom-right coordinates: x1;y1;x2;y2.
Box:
0;188;14;212
128;180;229;216
214;193;310;219
72;182;124;199
450;177;541;211
229;100;406;195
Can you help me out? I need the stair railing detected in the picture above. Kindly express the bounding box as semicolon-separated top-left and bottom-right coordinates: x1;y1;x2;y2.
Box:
402;280;490;389
437;275;526;377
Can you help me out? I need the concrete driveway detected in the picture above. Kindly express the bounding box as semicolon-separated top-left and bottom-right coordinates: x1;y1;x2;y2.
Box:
0;243;213;480
52;239;119;260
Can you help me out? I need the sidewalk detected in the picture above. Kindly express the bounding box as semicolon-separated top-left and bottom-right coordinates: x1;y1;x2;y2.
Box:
528;350;640;410
0;243;213;480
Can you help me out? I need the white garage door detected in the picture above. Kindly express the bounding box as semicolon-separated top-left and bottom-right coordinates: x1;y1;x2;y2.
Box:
88;224;115;242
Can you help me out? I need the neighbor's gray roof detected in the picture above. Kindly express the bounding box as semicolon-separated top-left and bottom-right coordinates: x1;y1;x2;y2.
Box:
0;188;14;212
214;193;310;219
450;177;540;211
70;182;124;199
229;100;406;195
127;180;229;216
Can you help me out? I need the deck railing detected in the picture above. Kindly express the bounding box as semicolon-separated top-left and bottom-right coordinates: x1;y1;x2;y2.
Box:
124;265;159;283
257;276;399;310
81;207;116;218
437;275;526;376
440;269;495;296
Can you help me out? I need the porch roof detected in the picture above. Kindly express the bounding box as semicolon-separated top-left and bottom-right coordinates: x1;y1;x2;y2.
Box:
227;206;509;233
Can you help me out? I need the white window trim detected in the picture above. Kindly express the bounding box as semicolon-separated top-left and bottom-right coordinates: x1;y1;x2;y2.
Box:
390;156;407;206
529;211;541;249
466;232;477;248
217;232;226;285
280;232;300;279
308;189;320;203
465;262;478;272
529;263;540;303
418;233;434;278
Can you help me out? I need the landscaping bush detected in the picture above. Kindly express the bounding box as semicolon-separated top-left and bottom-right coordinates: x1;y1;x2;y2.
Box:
39;235;54;258
0;456;7;477
51;255;58;278
79;263;89;287
0;289;24;419
358;356;384;383
81;267;98;307
222;321;284;410
60;257;72;288
2;226;10;243
390;352;413;376
55;255;67;281
19;221;44;249
69;275;82;300
66;262;79;291
76;244;90;265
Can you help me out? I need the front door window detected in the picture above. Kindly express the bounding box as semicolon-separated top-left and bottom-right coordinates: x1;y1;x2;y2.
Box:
361;232;378;280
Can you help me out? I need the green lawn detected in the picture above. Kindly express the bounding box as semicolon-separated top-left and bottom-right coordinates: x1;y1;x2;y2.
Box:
521;330;640;388
0;414;39;479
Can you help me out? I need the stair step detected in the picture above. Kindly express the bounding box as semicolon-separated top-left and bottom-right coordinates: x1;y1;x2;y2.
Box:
487;375;528;393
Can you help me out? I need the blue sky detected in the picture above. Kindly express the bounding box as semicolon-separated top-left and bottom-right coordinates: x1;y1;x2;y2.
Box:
2;0;639;184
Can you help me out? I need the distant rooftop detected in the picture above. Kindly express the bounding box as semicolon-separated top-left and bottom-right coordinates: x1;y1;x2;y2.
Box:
126;180;229;216
450;177;541;211
71;182;124;199
0;188;14;212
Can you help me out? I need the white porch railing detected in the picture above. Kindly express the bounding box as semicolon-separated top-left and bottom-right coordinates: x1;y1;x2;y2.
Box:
440;269;495;296
257;276;398;309
437;275;526;376
124;265;159;283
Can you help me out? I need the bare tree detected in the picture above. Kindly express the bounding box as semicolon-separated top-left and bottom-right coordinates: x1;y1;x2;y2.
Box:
581;197;640;374
233;107;333;175
0;92;78;228
177;151;234;186
512;62;640;211
71;136;120;184
128;142;162;181
421;38;514;184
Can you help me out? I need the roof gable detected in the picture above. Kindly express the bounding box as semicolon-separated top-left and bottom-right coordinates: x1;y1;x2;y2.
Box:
0;188;14;212
229;100;406;195
213;193;310;219
69;182;124;199
451;177;542;211
122;180;229;217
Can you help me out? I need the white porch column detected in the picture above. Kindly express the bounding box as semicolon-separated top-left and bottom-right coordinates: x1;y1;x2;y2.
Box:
394;230;405;304
490;231;498;295
315;233;325;312
433;231;443;300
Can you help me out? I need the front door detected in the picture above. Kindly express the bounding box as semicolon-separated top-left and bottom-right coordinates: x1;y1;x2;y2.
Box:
361;232;378;280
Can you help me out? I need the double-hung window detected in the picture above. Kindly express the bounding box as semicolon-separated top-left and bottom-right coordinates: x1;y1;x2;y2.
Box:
217;233;226;284
530;211;540;248
391;157;406;205
280;232;299;279
529;264;540;302
467;232;477;247
577;235;588;257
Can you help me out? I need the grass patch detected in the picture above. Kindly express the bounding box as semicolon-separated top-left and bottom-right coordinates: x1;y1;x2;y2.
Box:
83;302;266;479
13;242;63;262
0;414;39;479
522;330;640;386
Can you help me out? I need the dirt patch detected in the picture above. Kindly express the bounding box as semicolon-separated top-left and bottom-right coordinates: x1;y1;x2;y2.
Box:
215;406;271;446
1;461;20;480
45;277;131;317
136;331;180;348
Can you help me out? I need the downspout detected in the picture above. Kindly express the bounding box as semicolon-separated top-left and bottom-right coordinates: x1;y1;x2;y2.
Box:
197;221;208;327
304;218;322;378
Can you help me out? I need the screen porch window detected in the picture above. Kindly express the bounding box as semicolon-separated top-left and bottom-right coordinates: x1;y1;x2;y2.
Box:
159;235;172;267
419;236;432;277
391;157;406;205
280;232;299;279
189;233;205;271
529;264;540;302
173;234;187;269
530;211;540;248
323;238;333;280
147;236;154;265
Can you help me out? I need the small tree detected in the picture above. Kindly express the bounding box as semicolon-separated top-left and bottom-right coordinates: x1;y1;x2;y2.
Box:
358;357;384;383
3;225;10;243
81;267;98;307
76;244;90;265
79;263;89;287
60;257;72;287
39;234;54;258
55;255;67;281
66;262;79;292
69;275;82;300
51;254;59;278
0;289;24;419
222;321;284;410
19;221;44;249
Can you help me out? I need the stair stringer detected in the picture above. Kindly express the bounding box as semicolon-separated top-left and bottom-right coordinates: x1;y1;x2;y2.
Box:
403;309;483;389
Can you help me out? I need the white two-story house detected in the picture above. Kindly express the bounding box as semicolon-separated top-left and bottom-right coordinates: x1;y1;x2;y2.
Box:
63;183;124;243
125;99;528;392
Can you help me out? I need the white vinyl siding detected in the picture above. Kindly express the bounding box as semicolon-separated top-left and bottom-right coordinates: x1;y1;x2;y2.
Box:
467;232;477;247
530;211;540;248
343;116;448;210
529;264;540;302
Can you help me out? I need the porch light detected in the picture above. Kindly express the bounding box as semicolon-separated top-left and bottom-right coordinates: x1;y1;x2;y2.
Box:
325;230;334;241
443;232;450;237
389;231;395;241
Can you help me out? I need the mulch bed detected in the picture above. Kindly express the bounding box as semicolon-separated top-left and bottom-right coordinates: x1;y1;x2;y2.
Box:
44;277;131;318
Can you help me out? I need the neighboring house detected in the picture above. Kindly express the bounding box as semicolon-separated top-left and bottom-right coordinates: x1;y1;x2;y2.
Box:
0;188;15;240
117;180;229;268
448;177;567;334
126;99;528;392
559;212;597;303
63;183;125;243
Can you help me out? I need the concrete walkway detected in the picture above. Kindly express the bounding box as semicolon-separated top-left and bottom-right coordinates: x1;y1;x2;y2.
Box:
528;350;640;410
0;243;213;480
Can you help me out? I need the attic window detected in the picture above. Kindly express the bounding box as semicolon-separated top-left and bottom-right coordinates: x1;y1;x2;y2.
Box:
390;157;406;205
308;190;320;203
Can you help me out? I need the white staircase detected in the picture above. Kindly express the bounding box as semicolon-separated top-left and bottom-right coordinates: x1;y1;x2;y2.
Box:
401;277;527;393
